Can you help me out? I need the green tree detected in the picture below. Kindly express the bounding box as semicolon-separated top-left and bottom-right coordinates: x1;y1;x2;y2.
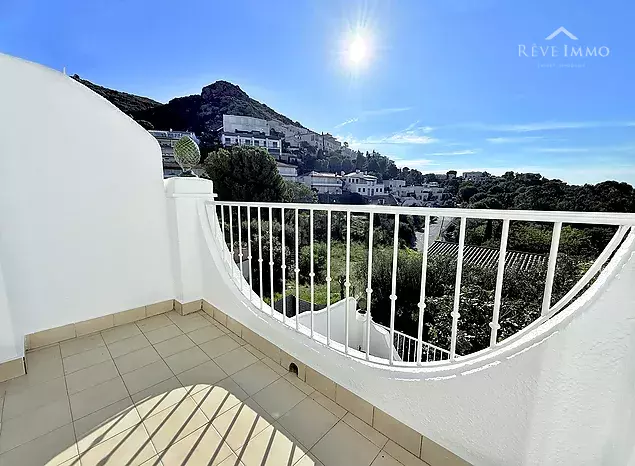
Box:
284;181;316;203
204;146;286;202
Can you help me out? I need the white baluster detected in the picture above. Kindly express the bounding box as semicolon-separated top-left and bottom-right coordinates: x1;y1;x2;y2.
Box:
281;208;287;322
490;219;510;347
365;212;375;360
309;209;315;339
295;208;300;332
417;215;430;365
345;211;352;354
326;211;332;346
247;207;253;301
229;206;235;282
542;221;562;316
268;207;274;317
450;217;467;360
389;213;400;365
257;208;263;312
237;207;244;293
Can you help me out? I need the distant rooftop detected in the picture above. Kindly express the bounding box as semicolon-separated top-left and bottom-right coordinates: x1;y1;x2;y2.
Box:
428;240;546;272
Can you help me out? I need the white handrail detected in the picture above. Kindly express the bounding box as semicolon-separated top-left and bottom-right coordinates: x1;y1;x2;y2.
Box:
209;200;632;367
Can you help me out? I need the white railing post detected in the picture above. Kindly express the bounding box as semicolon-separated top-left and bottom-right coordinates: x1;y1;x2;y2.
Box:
281;208;287;321
268;207;274;317
416;215;430;365
294;208;300;331
229;206;235;281
450;217;467;360
542;221;562;316
309;209;315;339
326;211;332;346
490;219;510;347
257;208;263;311
247;207;253;301
237;207;244;292
345;211;352;354
389;213;400;365
365;212;375;360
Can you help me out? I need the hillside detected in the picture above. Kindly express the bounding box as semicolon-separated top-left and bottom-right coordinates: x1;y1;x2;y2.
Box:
72;76;304;146
71;75;162;114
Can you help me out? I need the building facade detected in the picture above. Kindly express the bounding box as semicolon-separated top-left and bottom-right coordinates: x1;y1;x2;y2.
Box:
299;171;342;194
463;171;487;182
276;161;297;182
343;171;384;196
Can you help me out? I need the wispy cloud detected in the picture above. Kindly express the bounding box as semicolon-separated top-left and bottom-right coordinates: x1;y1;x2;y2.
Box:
461;120;635;133
333;107;412;129
536;147;590;153
333;118;359;129
426;149;479;156
392;158;438;169
486;136;544;144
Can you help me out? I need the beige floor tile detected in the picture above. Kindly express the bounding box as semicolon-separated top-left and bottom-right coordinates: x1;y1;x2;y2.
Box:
210;400;273;452
373;409;421;457
62;346;111;375
190;377;248;421
153;334;195;359
187;325;224;345
242;344;265;360
0;398;72;453
236;424;306;466
199;335;240;359
371;451;403;466
163;346;210;375
343;413;388;449
312;420;381;466
144;324;183;345
80;424;157;466
101;323;142;345
283;372;314;395
214;347;258;376
142;397;208;453
295;452;325;466
420;436;470;466
155;424;234;466
0;423;78;466
60;334;105;358
227;333;247;346
132;378;189;419
114;346;161;375
137;314;173;333
2;376;67;420
66;359;119;395
176;360;227;395
217;452;246;466
107;333;151;359
251;378;306;420
261;356;287;376
309;391;347;419
74;397;141;453
231;361;280;396
8;347;63;391
69;377;128;420
278;398;338;449
167;312;211;334
122;360;173;395
382;441;429;466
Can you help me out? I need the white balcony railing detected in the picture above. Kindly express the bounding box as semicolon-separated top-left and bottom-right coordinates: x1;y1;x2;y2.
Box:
208;200;634;367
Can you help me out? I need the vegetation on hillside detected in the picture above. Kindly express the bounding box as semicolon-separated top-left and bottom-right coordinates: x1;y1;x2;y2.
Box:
71;75;161;114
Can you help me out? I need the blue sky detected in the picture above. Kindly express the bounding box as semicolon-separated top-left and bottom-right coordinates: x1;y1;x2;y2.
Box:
2;0;634;185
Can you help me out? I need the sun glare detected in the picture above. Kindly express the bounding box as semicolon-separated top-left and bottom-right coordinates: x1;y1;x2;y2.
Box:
344;31;372;69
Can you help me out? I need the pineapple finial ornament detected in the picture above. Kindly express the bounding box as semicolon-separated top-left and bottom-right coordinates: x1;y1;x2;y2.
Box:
173;135;201;177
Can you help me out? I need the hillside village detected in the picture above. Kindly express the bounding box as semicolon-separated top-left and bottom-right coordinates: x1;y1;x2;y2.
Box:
151;114;490;207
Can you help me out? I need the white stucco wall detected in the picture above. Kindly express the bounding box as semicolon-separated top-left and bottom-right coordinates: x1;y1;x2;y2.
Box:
0;54;175;354
191;190;635;466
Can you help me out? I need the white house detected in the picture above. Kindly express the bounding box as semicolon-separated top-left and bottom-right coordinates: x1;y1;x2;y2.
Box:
276;161;297;182
343;171;384;196
221;131;282;156
384;179;405;193
222;114;269;134
299;171;342;194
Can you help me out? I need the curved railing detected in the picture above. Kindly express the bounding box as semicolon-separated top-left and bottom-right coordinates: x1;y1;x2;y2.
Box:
206;200;635;367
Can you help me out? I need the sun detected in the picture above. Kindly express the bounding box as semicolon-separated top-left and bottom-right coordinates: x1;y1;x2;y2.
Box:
344;31;372;69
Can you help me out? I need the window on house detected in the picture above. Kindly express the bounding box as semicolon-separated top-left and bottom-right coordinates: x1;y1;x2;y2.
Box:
254;140;260;146
273;141;278;148
224;138;232;144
